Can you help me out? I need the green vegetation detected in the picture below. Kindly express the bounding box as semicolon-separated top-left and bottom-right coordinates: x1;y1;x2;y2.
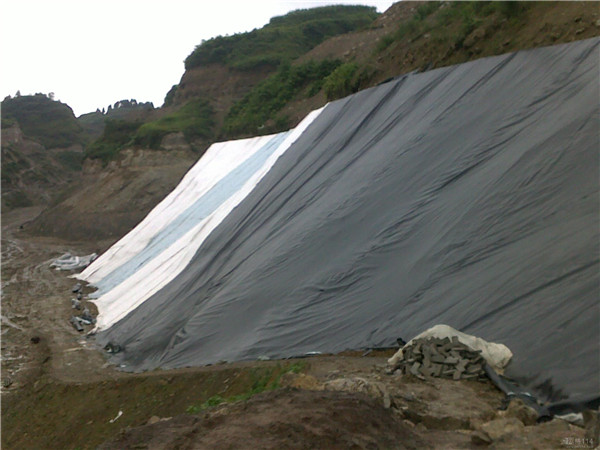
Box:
2;190;33;209
2;361;309;450
377;1;530;52
1;94;85;148
4;2;542;170
184;5;378;71
376;1;442;51
77;110;105;138
223;59;341;137
85;119;142;163
77;99;155;139
55;150;84;171
133;99;215;148
323;62;359;100
163;84;178;107
186;362;305;414
1;115;16;129
1;148;31;186
105;99;154;116
84;100;214;163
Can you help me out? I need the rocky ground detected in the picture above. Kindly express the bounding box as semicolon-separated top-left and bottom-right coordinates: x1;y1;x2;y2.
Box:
98;368;593;450
1;207;595;449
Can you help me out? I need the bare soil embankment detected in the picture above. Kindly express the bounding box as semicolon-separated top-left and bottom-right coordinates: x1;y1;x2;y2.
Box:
28;148;198;241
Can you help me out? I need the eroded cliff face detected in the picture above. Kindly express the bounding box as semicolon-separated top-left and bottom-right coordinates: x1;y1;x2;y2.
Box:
29;147;197;242
1;124;84;210
2;123;27;145
168;63;273;129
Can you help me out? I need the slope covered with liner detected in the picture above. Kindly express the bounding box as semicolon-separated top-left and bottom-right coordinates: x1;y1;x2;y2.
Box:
99;39;599;406
87;108;324;330
88;132;291;297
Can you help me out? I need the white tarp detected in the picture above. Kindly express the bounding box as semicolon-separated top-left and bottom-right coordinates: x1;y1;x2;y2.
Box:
88;131;292;297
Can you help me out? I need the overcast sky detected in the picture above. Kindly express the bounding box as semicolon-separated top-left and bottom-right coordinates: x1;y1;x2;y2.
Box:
1;0;395;117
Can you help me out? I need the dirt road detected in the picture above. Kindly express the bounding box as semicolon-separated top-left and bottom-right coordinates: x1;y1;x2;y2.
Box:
1;206;117;389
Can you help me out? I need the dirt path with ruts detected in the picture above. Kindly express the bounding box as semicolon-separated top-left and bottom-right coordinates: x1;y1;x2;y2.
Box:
1;206;117;389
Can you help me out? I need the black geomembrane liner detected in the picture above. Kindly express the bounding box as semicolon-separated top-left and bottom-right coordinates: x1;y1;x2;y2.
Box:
99;38;600;409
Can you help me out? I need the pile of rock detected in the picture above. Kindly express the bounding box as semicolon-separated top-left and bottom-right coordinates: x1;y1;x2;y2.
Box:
388;337;487;381
68;283;96;332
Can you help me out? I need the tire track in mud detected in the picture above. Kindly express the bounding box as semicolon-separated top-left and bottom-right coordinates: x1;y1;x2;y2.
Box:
1;207;118;391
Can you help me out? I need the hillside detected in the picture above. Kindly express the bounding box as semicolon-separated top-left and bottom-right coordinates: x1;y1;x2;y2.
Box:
183;5;379;72
77;99;156;140
19;1;600;240
2;4;599;448
0;95;161;212
2;93;85;148
2;35;598;449
278;1;600;134
179;1;600;141
1;94;87;210
81;1;600;157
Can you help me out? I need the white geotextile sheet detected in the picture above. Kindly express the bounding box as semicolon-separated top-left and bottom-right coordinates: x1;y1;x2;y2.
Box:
76;134;277;285
92;107;325;331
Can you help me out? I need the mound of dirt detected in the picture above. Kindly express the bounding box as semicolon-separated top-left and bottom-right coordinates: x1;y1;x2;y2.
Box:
99;389;425;450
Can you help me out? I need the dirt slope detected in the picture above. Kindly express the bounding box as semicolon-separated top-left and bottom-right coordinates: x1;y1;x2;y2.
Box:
99;389;426;450
370;1;600;81
1;124;84;210
171;63;273;127
27;148;197;241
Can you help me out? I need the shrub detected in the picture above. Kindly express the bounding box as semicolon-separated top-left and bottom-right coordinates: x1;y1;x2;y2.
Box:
55;150;84;171
323;62;359;100
163;85;178;107
376;34;396;52
414;1;442;21
184;6;378;71
496;1;528;18
133;99;215;149
223;59;341;137
378;3;438;52
378;1;530;53
1;116;16;129
85;119;141;163
3;190;33;209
